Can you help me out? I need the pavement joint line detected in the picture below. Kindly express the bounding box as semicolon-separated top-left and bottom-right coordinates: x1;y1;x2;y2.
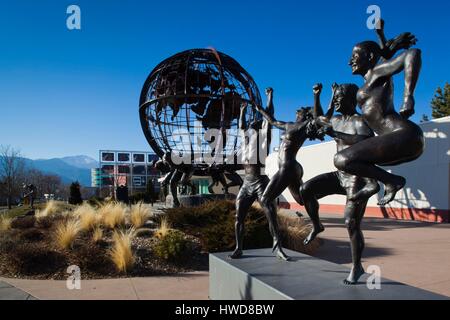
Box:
129;278;140;300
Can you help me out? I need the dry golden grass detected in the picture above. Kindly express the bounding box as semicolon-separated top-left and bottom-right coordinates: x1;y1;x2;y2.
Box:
92;226;104;243
155;216;171;239
130;201;151;229
251;202;263;210
277;212;320;255
36;200;60;218
109;229;135;273
54;219;81;250
0;216;12;231
74;203;98;231
98;202;127;229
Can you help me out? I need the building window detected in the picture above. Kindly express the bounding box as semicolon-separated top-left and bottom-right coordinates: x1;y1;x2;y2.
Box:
118;153;130;162
133;153;145;162
101;165;115;174
132;176;146;187
118;165;130;174
148;154;158;163
102;177;114;186
102;152;115;162
133;165;146;175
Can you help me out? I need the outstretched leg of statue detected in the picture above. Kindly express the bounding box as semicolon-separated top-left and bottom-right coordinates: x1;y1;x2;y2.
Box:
259;199;290;261
230;191;254;259
301;172;346;245
343;199;367;285
287;163;305;206
260;169;291;208
333;130;420;205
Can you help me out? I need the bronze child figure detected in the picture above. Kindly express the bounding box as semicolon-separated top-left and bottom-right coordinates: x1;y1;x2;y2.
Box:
230;97;289;261
255;88;322;215
335;20;424;206
301;83;379;285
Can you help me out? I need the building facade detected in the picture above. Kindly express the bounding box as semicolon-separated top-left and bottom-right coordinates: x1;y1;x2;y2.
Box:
96;150;161;195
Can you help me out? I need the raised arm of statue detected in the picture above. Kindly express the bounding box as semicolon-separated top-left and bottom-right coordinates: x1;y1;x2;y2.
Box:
376;19;418;60
313;83;324;118
256;88;286;130
373;48;422;118
239;102;248;130
313;83;337;123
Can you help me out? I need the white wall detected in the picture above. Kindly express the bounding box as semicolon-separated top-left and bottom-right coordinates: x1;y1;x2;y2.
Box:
266;117;450;214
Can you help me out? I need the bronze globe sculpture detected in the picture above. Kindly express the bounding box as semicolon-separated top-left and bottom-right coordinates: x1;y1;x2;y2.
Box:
139;48;262;172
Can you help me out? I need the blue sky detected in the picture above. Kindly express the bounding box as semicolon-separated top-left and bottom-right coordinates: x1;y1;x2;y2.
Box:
1;0;449;159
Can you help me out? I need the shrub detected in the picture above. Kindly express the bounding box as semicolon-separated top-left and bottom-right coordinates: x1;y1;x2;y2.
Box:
68;182;83;205
99;202;126;229
55;219;80;250
109;229;135;273
164;200;272;252
130;201;151;228
153;229;193;263
75;203;98;231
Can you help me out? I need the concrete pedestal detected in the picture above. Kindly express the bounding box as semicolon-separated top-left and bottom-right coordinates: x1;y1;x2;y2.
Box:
209;249;448;300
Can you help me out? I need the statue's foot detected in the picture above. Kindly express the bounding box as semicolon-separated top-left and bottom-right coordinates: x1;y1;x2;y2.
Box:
349;182;380;202
229;249;243;259
276;249;291;261
378;177;405;206
343;264;365;285
303;223;325;246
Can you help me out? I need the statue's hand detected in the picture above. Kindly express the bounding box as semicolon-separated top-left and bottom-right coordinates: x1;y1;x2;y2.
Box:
386;33;417;56
265;87;273;96
376;18;385;33
399;95;415;119
313;83;322;96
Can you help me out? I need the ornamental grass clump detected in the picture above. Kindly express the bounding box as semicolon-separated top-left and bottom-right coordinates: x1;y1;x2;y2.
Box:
130;201;151;229
74;203;98;231
109;229;135;273
55;219;81;250
155;216;171;239
99;202;127;229
0;216;12;231
36;200;60;218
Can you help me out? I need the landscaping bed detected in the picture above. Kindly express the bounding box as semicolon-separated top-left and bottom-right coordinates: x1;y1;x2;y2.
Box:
0;200;319;280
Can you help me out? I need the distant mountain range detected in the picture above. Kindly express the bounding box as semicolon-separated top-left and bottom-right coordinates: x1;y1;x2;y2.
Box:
24;155;98;187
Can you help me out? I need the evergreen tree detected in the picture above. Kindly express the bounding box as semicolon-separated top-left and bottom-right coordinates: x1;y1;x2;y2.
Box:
68;181;83;205
431;83;450;119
